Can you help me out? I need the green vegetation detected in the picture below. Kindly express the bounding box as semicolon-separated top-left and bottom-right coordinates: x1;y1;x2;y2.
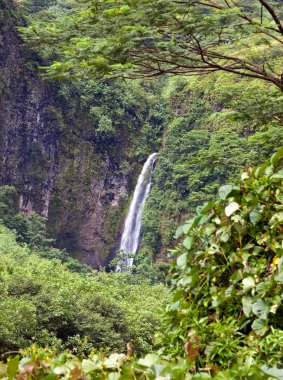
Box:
0;0;282;378
0;185;91;273
19;0;283;89
0;150;282;379
141;73;283;259
46;77;168;262
0;187;168;355
158;148;283;366
17;0;283;261
0;222;169;356
2;347;283;380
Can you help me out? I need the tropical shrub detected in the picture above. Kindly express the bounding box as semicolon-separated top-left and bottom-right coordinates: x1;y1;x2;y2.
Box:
1;150;283;379
158;148;283;369
1;347;283;380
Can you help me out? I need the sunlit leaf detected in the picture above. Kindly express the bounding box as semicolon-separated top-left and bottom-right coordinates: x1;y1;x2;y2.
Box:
183;236;193;250
252;299;269;320
242;277;255;292
225;202;240;217
242;296;253;317
177;253;187;269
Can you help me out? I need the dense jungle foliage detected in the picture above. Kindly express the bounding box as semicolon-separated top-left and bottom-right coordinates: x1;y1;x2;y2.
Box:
0;221;169;356
0;0;282;378
44;78;169;263
0;143;282;379
17;0;283;263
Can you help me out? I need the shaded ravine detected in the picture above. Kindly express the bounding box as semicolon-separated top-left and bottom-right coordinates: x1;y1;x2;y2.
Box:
117;153;157;271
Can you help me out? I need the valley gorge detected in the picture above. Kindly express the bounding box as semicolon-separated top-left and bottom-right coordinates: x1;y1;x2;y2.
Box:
1;0;282;271
0;0;283;374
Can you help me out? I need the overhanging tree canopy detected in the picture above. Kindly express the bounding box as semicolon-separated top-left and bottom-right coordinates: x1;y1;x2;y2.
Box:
21;0;283;89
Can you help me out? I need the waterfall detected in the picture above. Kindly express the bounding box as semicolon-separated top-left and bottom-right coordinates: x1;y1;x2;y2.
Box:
117;153;157;271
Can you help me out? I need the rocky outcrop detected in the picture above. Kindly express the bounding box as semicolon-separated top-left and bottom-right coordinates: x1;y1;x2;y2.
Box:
48;148;129;267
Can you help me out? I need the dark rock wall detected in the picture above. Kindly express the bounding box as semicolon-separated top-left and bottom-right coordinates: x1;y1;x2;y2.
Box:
0;1;60;217
0;0;130;267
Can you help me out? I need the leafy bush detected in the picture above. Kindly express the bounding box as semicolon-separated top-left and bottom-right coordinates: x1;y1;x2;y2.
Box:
1;347;283;379
142;73;283;258
158;148;283;368
1;151;283;379
0;226;169;355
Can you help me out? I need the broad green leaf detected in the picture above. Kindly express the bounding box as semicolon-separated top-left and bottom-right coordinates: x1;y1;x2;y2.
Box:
82;358;100;374
278;256;283;270
225;202;240;217
242;243;254;251
251;318;268;336
214;216;221;225
230;270;243;284
177;253;187;269
274;273;283;284
198;214;211;225
261;365;283;380
218;185;234;200
205;224;216;236
271;148;283;167
183;236;193;250
170;300;180;311
179;276;193;287
104;354;125;368
220;233;229;242
242;277;255;292
137;354;159;368
270;212;283;229
19;357;32;368
241;172;249;180
108;373;120;380
212;295;221;307
252;299;269;320
254;163;269;178
250;209;262;225
242;296;253;317
7;357;19;380
183;220;194;234
151;364;166;377
270;296;281;314
256;281;270;293
198;201;215;214
253;246;264;255
224;286;234;298
53;366;68;375
175;225;184;239
270;169;283;180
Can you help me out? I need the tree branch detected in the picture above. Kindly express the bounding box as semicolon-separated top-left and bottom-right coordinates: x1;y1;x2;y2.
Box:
258;0;283;36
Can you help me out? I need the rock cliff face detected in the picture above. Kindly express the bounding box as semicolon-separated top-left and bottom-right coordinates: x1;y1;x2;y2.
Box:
0;1;60;218
48;148;129;267
0;1;130;267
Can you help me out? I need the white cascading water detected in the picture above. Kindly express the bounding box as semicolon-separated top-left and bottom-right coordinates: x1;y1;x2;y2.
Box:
116;153;157;271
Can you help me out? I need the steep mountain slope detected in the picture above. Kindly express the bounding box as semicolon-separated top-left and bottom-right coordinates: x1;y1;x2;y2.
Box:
1;0;282;270
0;0;164;267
